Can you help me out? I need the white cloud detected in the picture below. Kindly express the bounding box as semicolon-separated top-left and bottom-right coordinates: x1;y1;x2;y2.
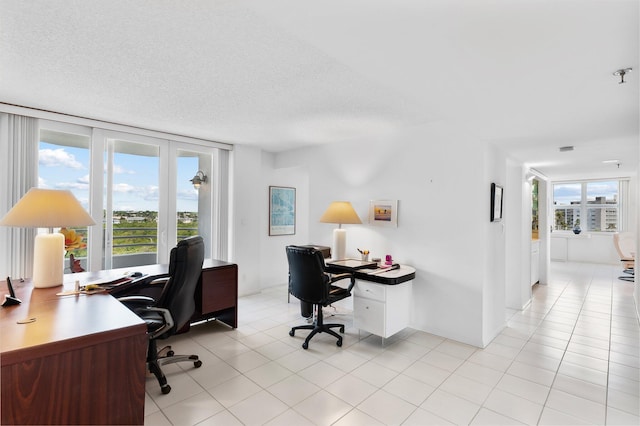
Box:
113;164;135;175
142;185;159;201
56;182;89;190
39;148;83;169
113;183;136;193
78;174;90;184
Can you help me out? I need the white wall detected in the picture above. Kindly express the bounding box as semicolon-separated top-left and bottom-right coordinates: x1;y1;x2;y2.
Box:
268;122;504;347
259;152;310;289
483;143;507;345
504;160;533;310
229;145;263;295
550;233;620;264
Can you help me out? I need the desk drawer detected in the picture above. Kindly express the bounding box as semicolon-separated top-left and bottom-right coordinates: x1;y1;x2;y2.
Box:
353;296;384;336
354;280;386;302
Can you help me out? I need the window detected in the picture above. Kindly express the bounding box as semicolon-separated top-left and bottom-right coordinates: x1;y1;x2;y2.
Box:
553;180;623;232
38;120;228;272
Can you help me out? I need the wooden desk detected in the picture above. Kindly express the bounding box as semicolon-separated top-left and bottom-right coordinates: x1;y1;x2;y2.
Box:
108;259;239;329
0;277;147;425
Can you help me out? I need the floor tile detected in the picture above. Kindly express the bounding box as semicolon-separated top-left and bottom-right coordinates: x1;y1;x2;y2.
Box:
552;373;607;405
402;407;455;425
292;390;352;426
420;348;466;372
455;360;504;387
606;407;640;426
608;388;640;416
324;374;377;406
267;374;320;406
421;389;481;425
208;375;261;408
545;389;606;424
228;390;289;425
470;407;526;425
439;373;493;405
161;391;224;425
496;373;550;405
357;389;417;425
382;373;436;406
403;359;452;387
332;408;384;426
483;388;543;425
263;408;315;426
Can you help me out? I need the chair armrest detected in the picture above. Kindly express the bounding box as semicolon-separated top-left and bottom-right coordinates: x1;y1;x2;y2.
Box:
146;307;174;338
117;295;155;307
329;273;355;292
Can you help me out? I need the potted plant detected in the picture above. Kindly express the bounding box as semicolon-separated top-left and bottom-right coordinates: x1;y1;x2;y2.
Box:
572;219;581;235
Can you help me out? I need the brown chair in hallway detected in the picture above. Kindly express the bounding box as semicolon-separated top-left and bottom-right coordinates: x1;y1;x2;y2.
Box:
613;232;635;282
286;245;355;349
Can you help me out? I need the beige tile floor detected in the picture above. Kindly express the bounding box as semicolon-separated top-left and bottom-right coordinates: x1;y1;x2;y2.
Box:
144;262;639;425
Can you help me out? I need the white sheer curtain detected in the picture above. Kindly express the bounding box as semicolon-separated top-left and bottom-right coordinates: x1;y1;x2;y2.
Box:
0;113;38;279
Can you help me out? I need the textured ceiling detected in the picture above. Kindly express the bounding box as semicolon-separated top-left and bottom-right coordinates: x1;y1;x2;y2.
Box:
0;0;638;180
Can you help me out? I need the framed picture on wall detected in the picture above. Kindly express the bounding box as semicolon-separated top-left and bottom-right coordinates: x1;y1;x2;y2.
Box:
269;186;296;235
369;200;398;227
490;183;503;222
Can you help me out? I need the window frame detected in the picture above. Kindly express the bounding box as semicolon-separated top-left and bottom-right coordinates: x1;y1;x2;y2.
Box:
552;179;627;233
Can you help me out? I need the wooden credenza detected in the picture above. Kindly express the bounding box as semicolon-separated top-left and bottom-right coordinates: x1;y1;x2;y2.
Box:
193;259;238;328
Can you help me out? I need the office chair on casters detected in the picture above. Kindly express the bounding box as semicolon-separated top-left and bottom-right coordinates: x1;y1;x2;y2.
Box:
286;245;355;349
118;236;205;394
613;232;635;283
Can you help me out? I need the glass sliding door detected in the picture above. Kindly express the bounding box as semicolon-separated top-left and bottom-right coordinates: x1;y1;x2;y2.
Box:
37;122;227;272
38;122;92;272
103;135;164;269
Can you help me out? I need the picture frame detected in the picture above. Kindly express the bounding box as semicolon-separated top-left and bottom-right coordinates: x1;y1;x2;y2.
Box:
490;183;503;222
269;186;296;235
369;199;398;227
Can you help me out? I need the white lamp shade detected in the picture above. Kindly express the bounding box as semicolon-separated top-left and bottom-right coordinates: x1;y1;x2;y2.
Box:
0;188;96;228
0;188;96;288
319;201;362;225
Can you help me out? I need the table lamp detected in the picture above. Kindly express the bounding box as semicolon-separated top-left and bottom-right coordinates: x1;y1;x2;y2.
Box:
0;188;96;288
319;201;362;260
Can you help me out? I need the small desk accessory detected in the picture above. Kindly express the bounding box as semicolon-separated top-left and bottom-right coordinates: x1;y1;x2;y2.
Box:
2;277;22;307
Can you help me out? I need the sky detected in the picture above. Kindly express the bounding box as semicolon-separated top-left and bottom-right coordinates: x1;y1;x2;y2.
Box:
553;181;618;206
38;142;200;213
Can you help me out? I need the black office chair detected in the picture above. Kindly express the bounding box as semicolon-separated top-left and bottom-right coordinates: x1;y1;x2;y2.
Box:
286;245;355;349
118;236;205;394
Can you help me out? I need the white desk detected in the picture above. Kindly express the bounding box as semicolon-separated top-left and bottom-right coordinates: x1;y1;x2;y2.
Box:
326;262;416;339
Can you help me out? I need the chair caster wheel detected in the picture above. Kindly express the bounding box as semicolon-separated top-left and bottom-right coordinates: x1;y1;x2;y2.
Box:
167;350;174;357
161;385;171;394
302;342;308;349
340;326;345;333
289;330;295;337
194;360;202;368
336;339;342;347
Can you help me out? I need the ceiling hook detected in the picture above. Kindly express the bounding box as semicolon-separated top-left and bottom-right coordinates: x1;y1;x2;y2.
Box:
613;68;632;84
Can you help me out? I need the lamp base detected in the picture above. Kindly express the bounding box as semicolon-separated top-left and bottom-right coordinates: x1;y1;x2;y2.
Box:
332;228;347;260
32;233;64;288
